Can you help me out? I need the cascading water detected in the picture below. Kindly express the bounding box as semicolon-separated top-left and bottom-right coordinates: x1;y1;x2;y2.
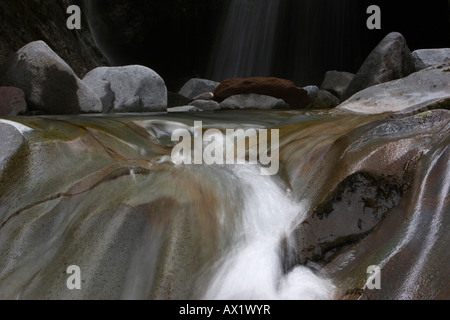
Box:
209;0;282;81
0;109;449;300
195;165;334;300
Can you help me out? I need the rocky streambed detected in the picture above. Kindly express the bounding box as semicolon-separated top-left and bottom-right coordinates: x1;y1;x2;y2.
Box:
0;106;449;299
0;3;449;300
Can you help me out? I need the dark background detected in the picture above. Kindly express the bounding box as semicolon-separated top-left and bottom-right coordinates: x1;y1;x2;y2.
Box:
87;0;450;90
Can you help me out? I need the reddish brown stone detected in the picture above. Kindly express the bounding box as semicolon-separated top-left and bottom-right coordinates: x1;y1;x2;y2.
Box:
0;87;27;117
214;77;312;108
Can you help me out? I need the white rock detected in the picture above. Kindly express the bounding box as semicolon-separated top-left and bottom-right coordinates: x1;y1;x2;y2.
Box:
189;100;221;111
83;65;167;113
220;94;291;110
168;105;202;113
193;92;215;101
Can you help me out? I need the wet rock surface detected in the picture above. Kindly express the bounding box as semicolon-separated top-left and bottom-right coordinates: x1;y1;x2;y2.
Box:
337;62;450;115
281;109;450;300
0;121;28;171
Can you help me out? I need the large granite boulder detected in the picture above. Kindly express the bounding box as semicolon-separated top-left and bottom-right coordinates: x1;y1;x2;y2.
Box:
343;32;415;100
337;63;450;115
0;41;101;114
82;66;168;113
0;87;27;117
412;48;450;71
214;77;312;108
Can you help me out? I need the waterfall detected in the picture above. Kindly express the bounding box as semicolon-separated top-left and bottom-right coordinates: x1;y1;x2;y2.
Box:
209;0;282;81
194;164;334;300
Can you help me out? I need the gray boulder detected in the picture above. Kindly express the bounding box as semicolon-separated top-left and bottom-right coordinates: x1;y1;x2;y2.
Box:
320;71;354;100
179;78;220;99
0;41;101;115
220;94;291;110
83;66;168;113
189;100;221;111
344;32;415;100
337;62;450;115
0;87;27;117
309;90;340;109
412;49;450;71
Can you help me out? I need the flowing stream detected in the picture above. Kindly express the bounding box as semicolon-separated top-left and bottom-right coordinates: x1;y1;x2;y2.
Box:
0;109;448;299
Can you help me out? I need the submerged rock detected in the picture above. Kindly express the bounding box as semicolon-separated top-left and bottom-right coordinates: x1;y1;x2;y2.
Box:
220;94;290;110
178;78;220;99
0;41;102;115
0;87;27;117
83;66;168;113
320;71;354;100
344;32;415;100
412;48;450;71
214;77;312;108
337;63;450;114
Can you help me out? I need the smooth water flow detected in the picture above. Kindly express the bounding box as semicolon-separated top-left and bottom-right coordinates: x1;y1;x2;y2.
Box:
209;0;281;81
1;110;448;299
195;164;334;300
